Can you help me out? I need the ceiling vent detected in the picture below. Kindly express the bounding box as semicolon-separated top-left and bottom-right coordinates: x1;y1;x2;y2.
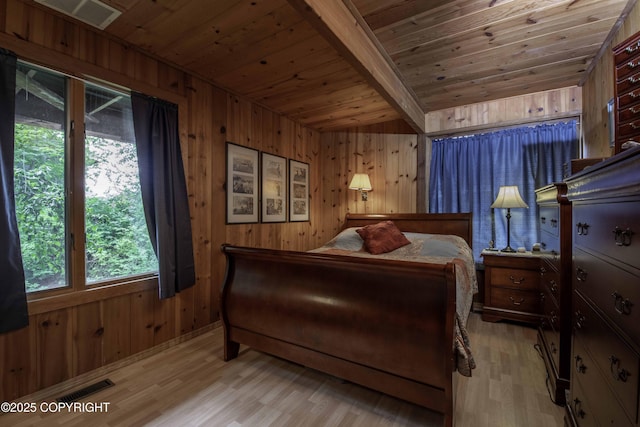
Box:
35;0;122;30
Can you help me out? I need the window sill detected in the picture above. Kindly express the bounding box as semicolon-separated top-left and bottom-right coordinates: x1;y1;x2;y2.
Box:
27;275;158;315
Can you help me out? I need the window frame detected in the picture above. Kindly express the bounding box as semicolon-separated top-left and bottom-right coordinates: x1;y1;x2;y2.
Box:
16;63;159;303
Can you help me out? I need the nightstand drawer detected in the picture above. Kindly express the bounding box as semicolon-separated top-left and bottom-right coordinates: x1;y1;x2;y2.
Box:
489;288;541;313
489;267;540;291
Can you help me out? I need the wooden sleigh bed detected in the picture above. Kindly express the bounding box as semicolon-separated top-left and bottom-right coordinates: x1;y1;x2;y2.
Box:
220;213;476;427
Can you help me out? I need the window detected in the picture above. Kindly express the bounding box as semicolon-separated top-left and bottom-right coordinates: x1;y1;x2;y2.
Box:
84;83;157;283
14;63;68;292
428;121;578;260
13;62;157;293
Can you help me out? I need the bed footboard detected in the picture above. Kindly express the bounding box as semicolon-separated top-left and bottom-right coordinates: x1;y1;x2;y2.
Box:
220;244;458;427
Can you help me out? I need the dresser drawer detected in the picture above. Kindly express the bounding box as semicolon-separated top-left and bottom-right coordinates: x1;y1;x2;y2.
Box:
489;288;541;314
616;53;640;81
488;267;540;291
615;40;640;67
574;248;640;344
618;119;640;140
571;333;635;427
618;102;640;123
540;262;560;304
617;70;640;94
539;206;559;237
574;295;639;423
618;88;640;109
567;377;599;427
573;201;640;270
540;287;560;371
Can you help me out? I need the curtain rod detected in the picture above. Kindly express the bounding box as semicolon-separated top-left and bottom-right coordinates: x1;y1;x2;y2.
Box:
427;114;581;139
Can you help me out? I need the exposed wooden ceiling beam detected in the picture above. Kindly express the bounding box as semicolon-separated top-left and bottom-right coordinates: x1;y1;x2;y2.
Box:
286;0;426;133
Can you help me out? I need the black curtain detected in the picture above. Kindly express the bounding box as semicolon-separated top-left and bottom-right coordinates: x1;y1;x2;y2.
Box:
131;92;196;299
0;49;29;333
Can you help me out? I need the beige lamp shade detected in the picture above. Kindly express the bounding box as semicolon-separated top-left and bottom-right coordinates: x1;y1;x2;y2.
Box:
491;185;528;209
348;173;372;191
491;185;527;252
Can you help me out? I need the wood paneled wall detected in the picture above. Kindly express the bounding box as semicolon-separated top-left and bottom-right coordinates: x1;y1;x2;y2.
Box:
425;87;583;135
582;2;640;158
0;0;323;402
318;127;418;237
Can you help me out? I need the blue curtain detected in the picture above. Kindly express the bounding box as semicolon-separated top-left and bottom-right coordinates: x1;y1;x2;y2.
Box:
0;49;29;334
429;121;577;260
131;92;196;299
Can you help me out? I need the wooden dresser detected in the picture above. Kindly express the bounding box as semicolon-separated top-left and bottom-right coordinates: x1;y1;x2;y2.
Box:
535;183;572;406
565;147;640;427
613;30;640;154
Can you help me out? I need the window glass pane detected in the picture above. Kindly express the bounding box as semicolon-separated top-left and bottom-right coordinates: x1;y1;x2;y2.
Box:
84;83;158;283
14;63;68;292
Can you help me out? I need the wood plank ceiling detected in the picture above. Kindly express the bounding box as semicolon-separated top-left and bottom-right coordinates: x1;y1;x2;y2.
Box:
33;0;633;132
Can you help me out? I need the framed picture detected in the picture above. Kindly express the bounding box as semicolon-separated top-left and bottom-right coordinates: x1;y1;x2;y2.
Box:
261;152;287;223
289;159;309;222
226;142;259;224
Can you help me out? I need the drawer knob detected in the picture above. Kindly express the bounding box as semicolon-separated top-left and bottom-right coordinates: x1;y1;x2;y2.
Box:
509;296;525;306
576;267;588;282
509;275;525;285
612;226;634;246
626;42;640;54
575;310;586;329
575;355;587;374
576;222;590;235
611;291;633;315
609;355;631;382
550;280;558;293
572;398;586;419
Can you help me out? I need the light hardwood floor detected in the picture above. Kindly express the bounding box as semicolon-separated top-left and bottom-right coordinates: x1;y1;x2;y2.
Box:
1;313;565;426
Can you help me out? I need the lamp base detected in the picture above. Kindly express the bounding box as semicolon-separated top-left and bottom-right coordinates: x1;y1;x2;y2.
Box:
500;246;516;253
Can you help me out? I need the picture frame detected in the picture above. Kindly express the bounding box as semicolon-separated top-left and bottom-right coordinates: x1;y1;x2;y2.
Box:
261;152;287;223
289;159;309;222
226;142;259;224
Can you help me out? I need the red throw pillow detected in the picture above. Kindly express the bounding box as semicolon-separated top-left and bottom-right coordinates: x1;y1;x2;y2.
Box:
356;220;411;254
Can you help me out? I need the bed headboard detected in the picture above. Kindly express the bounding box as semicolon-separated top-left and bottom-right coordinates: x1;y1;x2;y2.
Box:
344;213;473;247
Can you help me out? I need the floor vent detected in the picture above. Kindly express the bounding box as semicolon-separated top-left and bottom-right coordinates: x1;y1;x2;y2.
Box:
56;379;114;403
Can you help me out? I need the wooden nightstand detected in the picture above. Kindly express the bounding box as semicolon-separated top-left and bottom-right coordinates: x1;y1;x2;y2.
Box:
481;250;542;324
